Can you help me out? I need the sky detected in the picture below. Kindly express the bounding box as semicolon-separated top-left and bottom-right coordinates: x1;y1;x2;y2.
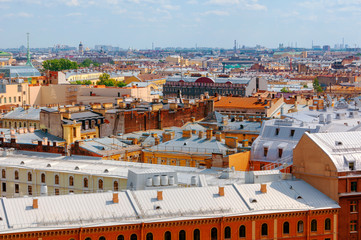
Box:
1;0;361;49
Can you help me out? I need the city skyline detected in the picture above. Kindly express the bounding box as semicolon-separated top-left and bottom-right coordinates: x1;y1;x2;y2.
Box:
1;0;361;49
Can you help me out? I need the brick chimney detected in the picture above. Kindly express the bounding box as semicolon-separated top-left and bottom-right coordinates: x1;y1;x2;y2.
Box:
157;191;163;201
242;139;249;147
33;198;38;209
182;130;192;138
216;132;222;141
112;193;119;203
260;184;267;193
206;129;213;140
225;137;238;148
219;186;224;196
198;131;204;139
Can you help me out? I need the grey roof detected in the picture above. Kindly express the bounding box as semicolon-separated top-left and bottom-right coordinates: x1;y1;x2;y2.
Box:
3;107;55;121
66;111;103;120
0;129;65;144
0;65;41;78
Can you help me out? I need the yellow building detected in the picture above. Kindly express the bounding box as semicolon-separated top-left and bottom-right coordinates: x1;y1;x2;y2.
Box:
1;106;42;129
0;82;30;107
66;71;102;84
0;154;126;198
142;129;250;171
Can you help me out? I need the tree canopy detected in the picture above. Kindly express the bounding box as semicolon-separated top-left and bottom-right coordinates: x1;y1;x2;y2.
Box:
97;73;127;87
79;59;100;68
43;58;78;71
70;80;92;85
313;78;323;93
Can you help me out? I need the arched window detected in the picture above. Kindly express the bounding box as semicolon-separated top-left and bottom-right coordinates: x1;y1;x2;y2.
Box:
297;221;304;233
194;229;200;240
130;234;137;240
28;172;32;182
311;219;317;232
261;223;268;236
1;169;5;178
146;233;153;240
41;173;45;183
15;170;19;180
99;237;106;240
239;225;246;238
98;179;103;190
325;218;331;231
164;231;171;240
114;181;119;191
84;178;88;188
224;226;231;239
117;235;124;240
54;175;59;185
69;176;74;186
179;230;186;240
211;227;218;240
85;238;92;240
283;222;290;234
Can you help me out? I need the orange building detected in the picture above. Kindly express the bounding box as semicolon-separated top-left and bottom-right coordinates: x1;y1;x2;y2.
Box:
0;180;339;240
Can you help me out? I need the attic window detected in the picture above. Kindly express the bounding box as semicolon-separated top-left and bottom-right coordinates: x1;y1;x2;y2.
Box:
349;162;355;171
290;129;295;137
335;141;343;146
154;205;161;210
46;164;51;167
20;161;25;165
275;128;280;136
296;195;303;199
74;166;80;170
184;142;187;146
104;169;109;173
250;198;257;203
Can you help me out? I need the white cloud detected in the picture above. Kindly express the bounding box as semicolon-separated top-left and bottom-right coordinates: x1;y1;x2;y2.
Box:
66;12;83;16
207;0;266;10
66;0;79;6
202;10;229;16
4;12;33;17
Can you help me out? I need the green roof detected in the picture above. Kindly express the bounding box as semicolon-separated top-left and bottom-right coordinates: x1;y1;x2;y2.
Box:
0;52;12;57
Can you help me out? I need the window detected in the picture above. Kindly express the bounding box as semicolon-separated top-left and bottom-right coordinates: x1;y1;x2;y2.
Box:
85;238;92;240
41;173;45;183
15;183;19;193
351;200;358;212
275;128;280;135
114;181;118;191
239;225;246;238
283;222;289;234
311;219;317;232
55;189;59;195
98;179;103;190
8;97;11;103
69;176;74;186
351;181;358;192
224;227;231;239
28;172;32;182
297;221;304;233
325;218;331;231
13;97;16;103
4;98;6;103
131;234;137;240
350;220;357;232
18;96;21;102
14;170;19;180
99;237;106;240
211;228;218;240
164;231;171;240
84;178;88;188
290;129;295;137
2;182;6;192
263;147;268;157
145;233;153;240
1;169;5;178
278;148;283;158
179;230;186;240
28;185;32;195
261;223;268;236
350;162;355;170
73;127;77;137
55;175;59;185
194;229;200;240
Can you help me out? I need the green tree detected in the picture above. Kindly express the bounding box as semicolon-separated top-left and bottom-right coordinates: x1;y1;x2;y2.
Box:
313;78;323;93
43;59;78;71
97;73;117;86
117;81;127;87
79;59;93;68
281;87;290;93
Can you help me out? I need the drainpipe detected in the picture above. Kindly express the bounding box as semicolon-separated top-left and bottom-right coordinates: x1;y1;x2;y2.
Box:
307;210;311;240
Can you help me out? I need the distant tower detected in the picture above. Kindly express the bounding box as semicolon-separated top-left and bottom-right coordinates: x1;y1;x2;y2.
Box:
26;33;33;66
79;41;84;55
234;40;237;53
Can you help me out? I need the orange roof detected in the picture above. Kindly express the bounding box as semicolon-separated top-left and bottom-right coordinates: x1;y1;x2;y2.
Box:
214;97;277;109
137;74;164;81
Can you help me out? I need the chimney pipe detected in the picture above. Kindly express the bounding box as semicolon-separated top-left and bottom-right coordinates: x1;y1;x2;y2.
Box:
157;191;163;201
260;184;267;193
219;186;225;196
33;198;38;209
112;193;119;203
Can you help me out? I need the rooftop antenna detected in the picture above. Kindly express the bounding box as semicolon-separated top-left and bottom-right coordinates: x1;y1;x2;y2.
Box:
26;33;33;67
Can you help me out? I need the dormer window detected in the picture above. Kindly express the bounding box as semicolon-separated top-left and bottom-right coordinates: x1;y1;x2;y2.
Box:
275;128;280;136
264;147;268;157
349;162;355;171
290;130;295;137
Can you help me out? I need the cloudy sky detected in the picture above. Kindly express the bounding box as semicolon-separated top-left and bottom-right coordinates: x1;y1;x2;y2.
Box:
0;0;361;49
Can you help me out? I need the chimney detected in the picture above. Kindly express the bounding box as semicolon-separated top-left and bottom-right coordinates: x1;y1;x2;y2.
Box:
260;184;267;193
192;129;197;134
10;128;15;135
112;193;119;203
242;139;249;147
10;135;17;144
216;132;222;141
206;129;213;140
198;131;204;139
28;126;35;133
225;137;238;148
219;186;224;196
23;128;28;134
43;137;48;145
191;117;195;122
33;198;38;209
154;137;160;145
162;131;174;142
182;130;192;138
157;190;163;201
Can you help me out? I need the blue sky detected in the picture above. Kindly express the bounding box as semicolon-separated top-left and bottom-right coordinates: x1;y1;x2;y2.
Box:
1;0;361;49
